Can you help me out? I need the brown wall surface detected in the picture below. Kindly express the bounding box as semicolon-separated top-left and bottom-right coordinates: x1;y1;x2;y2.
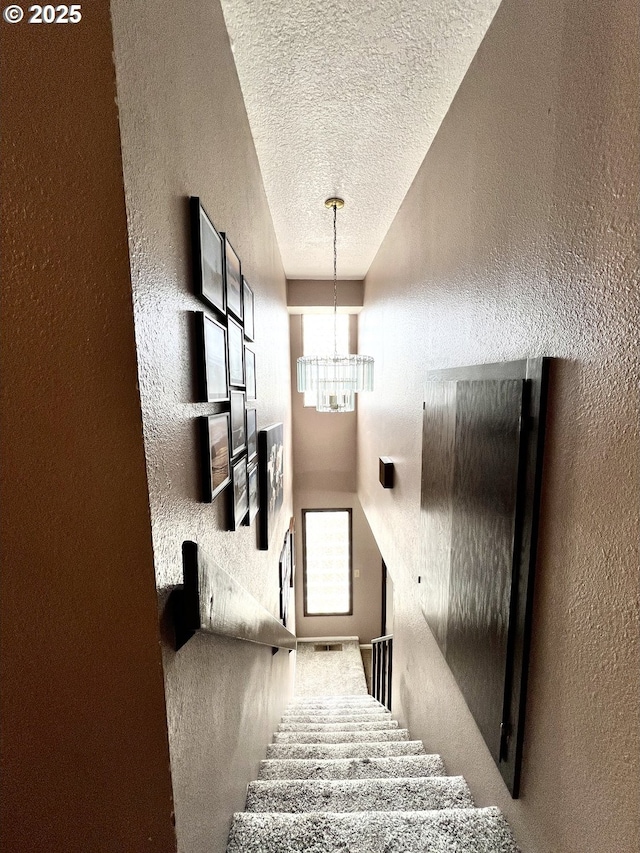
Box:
110;1;294;851
290;314;382;642
358;1;639;851
0;5;176;852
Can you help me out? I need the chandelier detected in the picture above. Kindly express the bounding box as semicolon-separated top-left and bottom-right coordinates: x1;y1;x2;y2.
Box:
296;198;374;412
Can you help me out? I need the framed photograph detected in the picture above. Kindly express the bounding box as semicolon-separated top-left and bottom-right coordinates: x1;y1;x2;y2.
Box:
228;316;245;387
258;423;284;550
246;407;257;462
244;346;256;401
191;197;225;315
279;531;292;625
243;278;255;341
229;455;249;530
289;516;295;587
223;235;243;322
230;390;246;457
201;413;231;502
245;460;259;525
196;312;229;402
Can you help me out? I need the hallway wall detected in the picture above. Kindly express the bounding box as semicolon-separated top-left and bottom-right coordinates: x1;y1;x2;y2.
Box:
357;1;639;852
1;6;175;851
110;2;294;851
289;312;382;643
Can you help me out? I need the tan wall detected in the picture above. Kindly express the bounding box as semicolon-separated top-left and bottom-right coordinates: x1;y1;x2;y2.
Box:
358;1;639;852
288;279;364;311
110;2;294;851
0;6;175;852
290;314;382;642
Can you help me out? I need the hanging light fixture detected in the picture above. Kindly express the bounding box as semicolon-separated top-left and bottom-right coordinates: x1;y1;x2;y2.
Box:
297;197;374;413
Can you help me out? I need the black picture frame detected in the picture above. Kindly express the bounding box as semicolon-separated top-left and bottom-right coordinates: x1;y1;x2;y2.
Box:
229;454;249;530
228;316;245;388
201;413;231;502
246;407;257;462
243;278;255;341
196;312;229;402
279;531;292;625
289;516;295;587
190;197;225;315
223;235;243;322
229;390;246;457
245;460;259;526
258;423;284;550
245;346;256;401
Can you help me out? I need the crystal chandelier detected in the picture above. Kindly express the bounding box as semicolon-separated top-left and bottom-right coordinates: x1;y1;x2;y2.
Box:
297;198;374;412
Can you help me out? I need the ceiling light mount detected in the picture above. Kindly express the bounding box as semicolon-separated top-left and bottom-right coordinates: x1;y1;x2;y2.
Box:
296;197;374;413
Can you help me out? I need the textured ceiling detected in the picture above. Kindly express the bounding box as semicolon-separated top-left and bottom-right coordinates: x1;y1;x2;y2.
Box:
220;0;501;279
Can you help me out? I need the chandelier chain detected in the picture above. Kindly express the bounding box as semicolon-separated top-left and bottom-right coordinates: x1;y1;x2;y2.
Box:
332;201;338;356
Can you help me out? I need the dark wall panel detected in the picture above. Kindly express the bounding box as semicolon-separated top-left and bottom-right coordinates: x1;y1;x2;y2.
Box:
419;359;547;796
447;379;523;762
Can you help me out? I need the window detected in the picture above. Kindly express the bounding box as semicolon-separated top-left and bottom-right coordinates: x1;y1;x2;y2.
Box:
303;509;353;616
302;314;350;407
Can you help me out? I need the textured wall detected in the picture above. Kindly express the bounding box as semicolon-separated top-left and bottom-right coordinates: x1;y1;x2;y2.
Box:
1;5;175;852
110;1;294;851
357;1;639;852
290;315;382;643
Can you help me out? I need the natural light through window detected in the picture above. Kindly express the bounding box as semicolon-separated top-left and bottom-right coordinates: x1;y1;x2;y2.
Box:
303;510;352;616
302;314;349;407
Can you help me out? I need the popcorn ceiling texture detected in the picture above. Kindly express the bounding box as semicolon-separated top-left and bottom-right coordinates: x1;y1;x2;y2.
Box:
219;0;502;278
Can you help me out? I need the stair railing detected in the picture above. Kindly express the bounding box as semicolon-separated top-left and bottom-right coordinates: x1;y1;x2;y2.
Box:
170;541;297;653
371;634;393;710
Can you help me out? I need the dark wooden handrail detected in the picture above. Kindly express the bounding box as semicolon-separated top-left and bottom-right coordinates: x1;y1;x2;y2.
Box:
371;634;393;710
171;541;297;652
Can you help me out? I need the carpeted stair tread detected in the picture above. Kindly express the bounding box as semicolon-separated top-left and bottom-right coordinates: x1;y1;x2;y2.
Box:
226;807;519;853
282;711;391;722
273;729;410;744
278;720;398;732
289;700;382;710
290;694;381;703
245;776;473;813
266;740;427;760
258;754;446;780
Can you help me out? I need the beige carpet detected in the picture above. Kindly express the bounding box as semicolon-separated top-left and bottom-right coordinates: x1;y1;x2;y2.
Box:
294;639;368;696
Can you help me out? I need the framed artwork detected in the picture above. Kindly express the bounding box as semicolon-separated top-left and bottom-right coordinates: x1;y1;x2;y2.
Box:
223;235;243;322
258;423;284;550
279;531;292;625
243;278;255;341
289;516;295;587
246;407;257;462
190;197;225;315
229;455;249;530
228;316;245;388
245;460;259;525
196;312;229;402
201;413;231;502
245;346;256;401
229;390;246;457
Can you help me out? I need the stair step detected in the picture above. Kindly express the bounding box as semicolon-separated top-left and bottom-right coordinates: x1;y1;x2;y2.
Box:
289;697;381;708
266;740;426;760
278;720;398;732
258;755;446;781
282;711;391;723
246;776;473;813
273;729;410;744
227;807;519;853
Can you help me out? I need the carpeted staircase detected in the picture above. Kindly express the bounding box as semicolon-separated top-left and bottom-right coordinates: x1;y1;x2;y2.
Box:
226;693;520;852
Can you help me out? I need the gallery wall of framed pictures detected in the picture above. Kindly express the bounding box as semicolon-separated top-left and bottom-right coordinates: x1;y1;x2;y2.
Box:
191;196;282;543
